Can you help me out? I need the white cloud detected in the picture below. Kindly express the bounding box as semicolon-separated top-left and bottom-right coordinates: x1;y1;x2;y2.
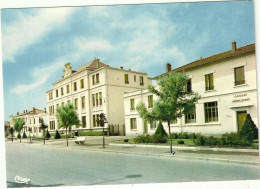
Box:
74;37;114;51
2;8;75;62
12;74;48;95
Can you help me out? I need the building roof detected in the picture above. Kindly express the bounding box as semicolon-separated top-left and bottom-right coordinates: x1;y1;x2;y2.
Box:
10;108;46;117
155;43;255;79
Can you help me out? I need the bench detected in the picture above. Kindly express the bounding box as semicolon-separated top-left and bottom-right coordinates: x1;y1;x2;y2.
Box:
74;137;86;144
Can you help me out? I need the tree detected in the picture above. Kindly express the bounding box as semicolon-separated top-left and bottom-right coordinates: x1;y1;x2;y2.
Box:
28;127;32;143
137;72;200;153
56;102;80;146
9;127;14;143
22;131;27;138
54;130;61;139
239;114;258;142
40;118;48;145
12;117;25;143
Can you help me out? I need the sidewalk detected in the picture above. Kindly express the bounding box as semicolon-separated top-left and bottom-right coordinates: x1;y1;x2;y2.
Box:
6;136;260;165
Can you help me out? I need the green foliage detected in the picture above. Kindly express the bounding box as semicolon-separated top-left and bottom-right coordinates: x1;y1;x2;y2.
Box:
204;136;218;146
220;133;252;147
12;117;25;133
54;130;61;139
56;102;80;129
22;131;27;138
193;135;206;146
78;131;107;136
171;132;200;139
239;114;258;142
154;122;168;137
17;133;21;139
177;140;185;144
133;134;167;144
45;130;51;139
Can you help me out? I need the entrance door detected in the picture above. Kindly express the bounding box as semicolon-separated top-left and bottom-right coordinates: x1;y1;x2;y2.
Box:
144;120;148;134
237;111;247;132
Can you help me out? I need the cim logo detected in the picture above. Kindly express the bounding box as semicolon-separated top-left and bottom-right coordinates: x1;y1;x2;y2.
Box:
14;176;30;184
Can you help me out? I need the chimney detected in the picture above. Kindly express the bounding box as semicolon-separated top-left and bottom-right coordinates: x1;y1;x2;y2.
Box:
33;107;36;113
17;112;19;115
232;41;237;52
166;63;172;72
120;66;124;69
26;110;27;112
44;108;46;113
24;110;25;113
97;58;100;68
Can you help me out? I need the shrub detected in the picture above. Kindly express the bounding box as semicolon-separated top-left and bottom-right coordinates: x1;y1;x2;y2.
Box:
193;135;206;146
54;130;61;139
171;133;179;139
177;140;185;144
22;131;27;138
17;133;21;139
154;122;168;137
45;130;51;139
152;135;167;143
205;136;218;146
219;133;252;147
179;132;189;139
124;139;129;143
78;131;107;136
239;114;258;142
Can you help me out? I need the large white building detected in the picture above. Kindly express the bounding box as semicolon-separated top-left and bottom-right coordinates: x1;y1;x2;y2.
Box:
9;108;48;137
124;42;258;136
46;58;151;133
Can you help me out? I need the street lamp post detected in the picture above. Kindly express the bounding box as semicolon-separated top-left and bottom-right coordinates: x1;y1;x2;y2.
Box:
99;113;108;149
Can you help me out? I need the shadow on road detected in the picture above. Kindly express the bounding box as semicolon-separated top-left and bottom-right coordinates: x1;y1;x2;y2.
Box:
89;174;143;185
7;181;64;188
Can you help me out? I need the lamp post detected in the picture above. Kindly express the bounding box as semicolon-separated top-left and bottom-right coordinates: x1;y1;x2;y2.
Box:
99;113;108;148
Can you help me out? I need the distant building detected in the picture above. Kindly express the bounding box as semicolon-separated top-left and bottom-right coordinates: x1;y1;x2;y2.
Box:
9;108;48;137
46;58;152;133
124;42;258;136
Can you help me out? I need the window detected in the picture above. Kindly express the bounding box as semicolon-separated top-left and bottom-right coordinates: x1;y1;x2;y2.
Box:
140;76;144;85
34;119;35;124
185;106;196;123
61;87;64;96
49;121;55;130
92;75;95;85
96;93;99;106
92;94;95;106
125;74;129;84
148;95;153;108
130;118;137;130
74;98;78;110
56;90;58;97
234;66;245;85
134;75;136;82
80;79;84;88
49;92;53;100
205;73;214;91
93;115;96;127
150;121;157;129
82;116;86;128
30;119;31;124
96;114;100;127
130;99;135;110
186;79;192;93
205;102;218;122
96;74;100;83
74;82;77;91
99;92;102;105
81;96;85;109
66;85;70;93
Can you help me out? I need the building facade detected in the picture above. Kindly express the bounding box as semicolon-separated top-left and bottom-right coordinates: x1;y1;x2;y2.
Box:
124;42;258;136
46;58;152;133
9;108;48;137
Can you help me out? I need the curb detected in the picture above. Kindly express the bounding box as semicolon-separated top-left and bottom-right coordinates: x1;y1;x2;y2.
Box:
109;143;259;153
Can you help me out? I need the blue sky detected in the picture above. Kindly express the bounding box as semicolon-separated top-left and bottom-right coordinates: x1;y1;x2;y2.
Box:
1;1;255;121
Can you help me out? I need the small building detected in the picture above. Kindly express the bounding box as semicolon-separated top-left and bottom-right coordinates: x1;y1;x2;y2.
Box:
46;58;152;134
9;108;48;137
124;42;258;136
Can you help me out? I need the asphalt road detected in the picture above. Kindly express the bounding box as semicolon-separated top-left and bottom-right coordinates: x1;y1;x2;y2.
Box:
5;142;260;187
